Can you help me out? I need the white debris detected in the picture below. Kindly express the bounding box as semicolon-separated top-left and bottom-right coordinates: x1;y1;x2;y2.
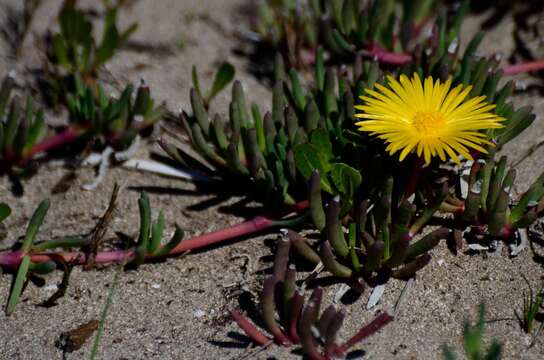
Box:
460;178;469;199
114;135;141;162
333;283;351;304
83;152;211;182
490;240;503;252
82;146;113;190
193;309;206;318
43;284;59;292
467;243;489;251
510;228;529;256
367;284;385;310
448;38;458;54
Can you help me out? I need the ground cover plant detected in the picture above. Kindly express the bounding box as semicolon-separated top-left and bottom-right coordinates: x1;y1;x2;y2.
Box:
1;0;544;358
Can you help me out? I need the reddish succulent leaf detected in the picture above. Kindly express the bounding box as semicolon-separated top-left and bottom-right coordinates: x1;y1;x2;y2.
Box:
230;310;271;346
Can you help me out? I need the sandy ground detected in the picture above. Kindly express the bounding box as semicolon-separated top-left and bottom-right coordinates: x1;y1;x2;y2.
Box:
0;1;543;359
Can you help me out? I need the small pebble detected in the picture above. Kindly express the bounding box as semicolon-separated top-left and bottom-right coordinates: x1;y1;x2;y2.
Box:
194;309;206;318
44;284;58;292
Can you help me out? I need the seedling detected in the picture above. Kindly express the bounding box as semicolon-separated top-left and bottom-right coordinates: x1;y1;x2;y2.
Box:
0;75;47;173
443;304;502;360
516;278;544;333
49;0;137;82
0;73;166;175
191;62;235;108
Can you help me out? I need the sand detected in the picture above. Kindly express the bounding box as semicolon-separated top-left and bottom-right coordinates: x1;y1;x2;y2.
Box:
0;1;543;359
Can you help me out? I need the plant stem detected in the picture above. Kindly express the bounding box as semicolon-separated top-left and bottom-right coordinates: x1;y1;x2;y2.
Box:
31;236;89;252
403;156;424;202
89;260;124;360
502;59;544;76
335;312;394;355
14;121;155;166
365;43;411;65
230;310;272;346
0;202;309;270
24;126;84;160
363;44;544;77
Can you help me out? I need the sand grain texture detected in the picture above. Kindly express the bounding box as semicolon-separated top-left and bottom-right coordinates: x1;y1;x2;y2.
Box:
0;1;543;359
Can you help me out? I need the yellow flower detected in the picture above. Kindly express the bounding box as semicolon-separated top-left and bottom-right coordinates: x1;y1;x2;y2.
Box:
355;73;504;165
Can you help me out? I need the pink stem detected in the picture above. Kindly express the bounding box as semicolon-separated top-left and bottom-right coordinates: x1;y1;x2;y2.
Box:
365;44;544;77
230;310;272;346
0;202;310;270
502;59;544;75
24;127;84;160
168;215;274;255
366;43;412;65
13;121;154;165
335;312;394;355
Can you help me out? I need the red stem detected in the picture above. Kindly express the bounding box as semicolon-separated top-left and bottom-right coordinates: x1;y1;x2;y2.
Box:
0;202;309;270
365;44;544;77
230;310;272;346
24;126;84;160
10;121;155;166
335;312;394;354
502;59;544;76
366;43;412;65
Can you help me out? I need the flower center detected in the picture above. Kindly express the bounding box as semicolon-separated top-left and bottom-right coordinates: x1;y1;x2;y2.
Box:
412;111;445;136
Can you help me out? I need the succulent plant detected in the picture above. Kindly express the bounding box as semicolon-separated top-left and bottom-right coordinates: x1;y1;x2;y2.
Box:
0;202;11;241
42;0;137;107
516;278;544;334
231;234;393;359
65;77;167;151
250;0;457;67
448;158;544;245
0;186;312;315
287;172;449;286
158;19;544;297
0;73;166;176
162;50;379;206
3;199;54;315
0;189;187;315
49;0;137;82
0;75;47;173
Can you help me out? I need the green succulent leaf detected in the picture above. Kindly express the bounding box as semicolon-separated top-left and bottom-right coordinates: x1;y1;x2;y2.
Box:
295;143;333;193
329;163;362;204
206;62;235;103
6;255;30;315
0;203;11;223
28;260;56;275
22;199;50;252
154;226;184;257
95;26;120;69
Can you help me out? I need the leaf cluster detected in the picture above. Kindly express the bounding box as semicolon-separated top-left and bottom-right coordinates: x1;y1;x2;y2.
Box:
66;77;166;150
0;75;46;169
50;0;137;80
231;235;393;359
